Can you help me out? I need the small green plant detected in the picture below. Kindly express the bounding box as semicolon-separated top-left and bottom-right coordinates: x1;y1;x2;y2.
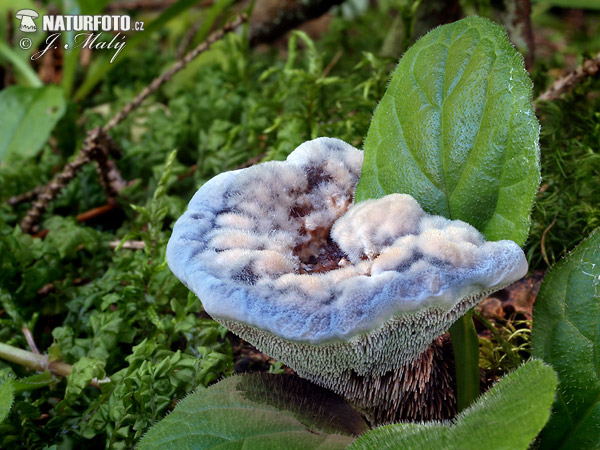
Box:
477;312;532;374
140;12;600;448
0;2;599;448
141;15;563;449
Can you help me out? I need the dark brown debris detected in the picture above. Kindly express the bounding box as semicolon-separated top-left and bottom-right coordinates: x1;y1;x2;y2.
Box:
477;270;544;321
229;332;294;374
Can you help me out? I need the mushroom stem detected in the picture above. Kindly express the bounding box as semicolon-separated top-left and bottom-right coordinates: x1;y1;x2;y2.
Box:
343;335;457;425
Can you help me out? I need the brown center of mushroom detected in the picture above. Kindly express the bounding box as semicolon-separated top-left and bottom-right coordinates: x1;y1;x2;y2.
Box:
294;226;346;274
288;165;357;274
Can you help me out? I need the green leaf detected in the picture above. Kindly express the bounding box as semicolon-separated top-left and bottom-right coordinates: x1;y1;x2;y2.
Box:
138;373;368;449
348;359;557;450
0;379;14;424
0;40;42;88
532;228;600;450
0;86;66;161
64;357;106;403
11;371;57;394
0;1;46;87
355;16;540;246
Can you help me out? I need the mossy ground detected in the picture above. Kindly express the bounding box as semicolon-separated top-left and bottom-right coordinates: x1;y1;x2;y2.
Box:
0;2;599;448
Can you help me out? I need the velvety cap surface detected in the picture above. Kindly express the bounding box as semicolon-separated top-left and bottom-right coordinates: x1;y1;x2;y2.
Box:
167;137;527;344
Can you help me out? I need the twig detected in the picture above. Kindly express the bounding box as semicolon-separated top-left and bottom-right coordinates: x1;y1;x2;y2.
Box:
537;52;600;102
19;128;124;233
540;217;557;267
25;202;119;241
177;18;204;58
76;201;119;223
7;186;45;206
16;14;247;233
321;50;343;78
20;141;97;233
110;240;146;250
104;14;247;132
22;327;40;355
90;137;127;197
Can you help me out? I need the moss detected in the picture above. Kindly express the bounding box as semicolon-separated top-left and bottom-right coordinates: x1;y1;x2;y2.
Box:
527;78;600;269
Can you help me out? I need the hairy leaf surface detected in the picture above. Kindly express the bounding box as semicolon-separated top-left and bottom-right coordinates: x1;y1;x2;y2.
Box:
348;360;556;449
355;16;540;246
532;229;600;449
0;379;14;424
138;373;367;449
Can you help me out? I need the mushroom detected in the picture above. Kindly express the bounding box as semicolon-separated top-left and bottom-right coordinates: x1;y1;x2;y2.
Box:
167;137;527;421
15;10;38;33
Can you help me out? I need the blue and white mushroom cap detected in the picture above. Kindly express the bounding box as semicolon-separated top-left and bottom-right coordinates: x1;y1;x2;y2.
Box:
167;137;527;386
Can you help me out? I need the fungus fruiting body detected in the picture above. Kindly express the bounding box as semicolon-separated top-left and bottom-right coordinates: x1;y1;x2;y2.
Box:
167;137;527;416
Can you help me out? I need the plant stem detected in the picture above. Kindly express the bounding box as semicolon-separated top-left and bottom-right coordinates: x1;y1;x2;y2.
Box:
0;343;111;388
449;310;480;411
0;343;72;377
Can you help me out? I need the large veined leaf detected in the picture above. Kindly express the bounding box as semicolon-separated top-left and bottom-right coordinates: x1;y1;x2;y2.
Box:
355;16;540;246
348;359;557;449
532;229;600;449
138;373;368;449
0;85;66;161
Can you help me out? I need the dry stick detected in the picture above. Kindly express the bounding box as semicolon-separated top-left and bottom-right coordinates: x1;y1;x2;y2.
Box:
104;14;247;132
18;128;124;233
7;186;44;207
321;49;343;78
76;201;119;223
19;140;98;233
540;217;557;267
10;129;124;211
177;18;204;58
16;14;247;234
13;2;347;213
89;133;127;197
109;240;146;250
9;2;347;210
537;52;600;102
22;327;40;355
